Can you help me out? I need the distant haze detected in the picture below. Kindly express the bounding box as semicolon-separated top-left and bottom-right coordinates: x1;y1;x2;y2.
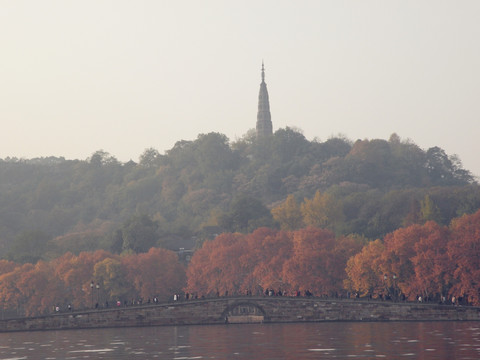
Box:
1;1;479;177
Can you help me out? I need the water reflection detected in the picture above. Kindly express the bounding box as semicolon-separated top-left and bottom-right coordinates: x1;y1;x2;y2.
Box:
0;322;479;359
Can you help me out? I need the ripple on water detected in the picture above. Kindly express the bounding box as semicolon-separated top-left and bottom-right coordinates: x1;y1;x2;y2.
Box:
68;348;115;353
308;348;336;352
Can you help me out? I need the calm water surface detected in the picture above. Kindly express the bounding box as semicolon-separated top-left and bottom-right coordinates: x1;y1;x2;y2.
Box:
1;322;479;359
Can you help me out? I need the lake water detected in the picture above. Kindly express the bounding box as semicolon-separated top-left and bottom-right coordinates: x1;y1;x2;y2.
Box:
1;321;479;359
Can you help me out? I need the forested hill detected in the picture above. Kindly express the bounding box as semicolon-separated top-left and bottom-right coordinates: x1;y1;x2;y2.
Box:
0;128;478;263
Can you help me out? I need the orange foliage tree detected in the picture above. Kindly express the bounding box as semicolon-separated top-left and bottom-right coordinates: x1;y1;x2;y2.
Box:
53;250;114;309
186;227;360;297
0;263;33;316
0;247;186;316
123;247;186;301
410;221;450;300
344;213;480;305
282;228;359;296
379;224;423;299
347;222;452;301
448;210;480;304
248;228;293;294
0;259;17;275
345;239;385;297
15;261;63;316
185;232;250;296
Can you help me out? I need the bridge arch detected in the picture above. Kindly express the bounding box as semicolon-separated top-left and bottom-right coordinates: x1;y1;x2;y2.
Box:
221;301;267;323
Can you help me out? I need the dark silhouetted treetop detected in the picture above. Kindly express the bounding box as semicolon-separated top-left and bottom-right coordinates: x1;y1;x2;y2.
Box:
219;195;274;233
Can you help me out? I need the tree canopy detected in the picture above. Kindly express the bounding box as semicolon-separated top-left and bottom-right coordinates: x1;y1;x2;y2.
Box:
0;129;477;263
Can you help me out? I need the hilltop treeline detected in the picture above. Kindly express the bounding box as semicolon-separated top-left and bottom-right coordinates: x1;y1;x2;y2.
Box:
0;128;478;262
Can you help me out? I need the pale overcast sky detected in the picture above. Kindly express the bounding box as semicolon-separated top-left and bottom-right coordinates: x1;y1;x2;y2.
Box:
1;1;479;177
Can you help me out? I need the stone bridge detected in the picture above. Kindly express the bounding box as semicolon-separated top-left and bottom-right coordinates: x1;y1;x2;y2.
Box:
1;296;479;332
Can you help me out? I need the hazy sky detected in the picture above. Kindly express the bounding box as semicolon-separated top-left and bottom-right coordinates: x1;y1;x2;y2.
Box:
1;1;479;177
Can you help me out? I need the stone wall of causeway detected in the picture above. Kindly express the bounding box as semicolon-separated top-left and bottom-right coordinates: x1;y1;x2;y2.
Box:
1;296;479;333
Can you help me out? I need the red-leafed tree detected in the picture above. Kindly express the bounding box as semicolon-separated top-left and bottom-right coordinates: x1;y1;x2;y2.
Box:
448;210;480;304
0;264;34;316
16;261;64;316
380;225;423;299
248;228;293;294
187;227;364;298
345;239;385;297
123;247;186;301
185;232;250;296
410;221;450;301
53;250;114;309
346;222;452;302
282;227;340;296
0;259;17;275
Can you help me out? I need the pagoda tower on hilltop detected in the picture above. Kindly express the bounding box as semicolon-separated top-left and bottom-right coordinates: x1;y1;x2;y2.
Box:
256;62;273;138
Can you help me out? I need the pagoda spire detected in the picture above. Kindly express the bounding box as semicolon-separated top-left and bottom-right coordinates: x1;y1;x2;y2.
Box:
256;61;273;139
261;61;265;83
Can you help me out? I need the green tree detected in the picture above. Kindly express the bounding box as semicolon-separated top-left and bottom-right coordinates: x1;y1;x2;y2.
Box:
88;150;119;167
420;195;441;223
8;230;50;264
121;214;159;253
194;133;236;174
219;195;274;233
138;147;162;168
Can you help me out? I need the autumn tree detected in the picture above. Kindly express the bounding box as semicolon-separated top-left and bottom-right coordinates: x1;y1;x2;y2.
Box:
410;221;450;301
346;222;452;302
380;225;422;299
0;264;33;316
0;259;17;275
345;239;385;297
187;227;364;298
123;247;186;301
186;233;248;296
282;228;341;296
301;190;344;233
271;195;303;230
331;234;365;292
53;250;114;309
448;210;480;304
247;228;293;293
94;257;132;302
15;261;63;316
